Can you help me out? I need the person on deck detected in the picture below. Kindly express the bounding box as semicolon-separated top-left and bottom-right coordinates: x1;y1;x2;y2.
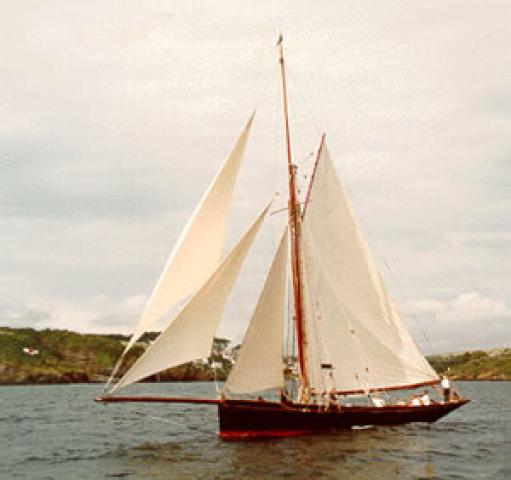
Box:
279;389;291;405
420;390;431;406
441;375;451;403
325;371;339;409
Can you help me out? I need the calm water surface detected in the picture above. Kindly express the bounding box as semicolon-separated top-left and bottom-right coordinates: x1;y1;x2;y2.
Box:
0;382;509;479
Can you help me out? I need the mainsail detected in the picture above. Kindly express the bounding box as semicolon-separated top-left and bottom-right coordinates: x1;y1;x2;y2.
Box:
111;203;270;393
224;228;288;394
300;143;438;394
126;114;254;353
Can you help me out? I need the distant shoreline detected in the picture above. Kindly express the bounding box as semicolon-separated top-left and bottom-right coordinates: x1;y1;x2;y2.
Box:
1;327;509;385
0;378;508;387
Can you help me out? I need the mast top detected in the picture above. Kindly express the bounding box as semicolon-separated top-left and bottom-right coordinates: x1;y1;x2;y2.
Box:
276;32;283;47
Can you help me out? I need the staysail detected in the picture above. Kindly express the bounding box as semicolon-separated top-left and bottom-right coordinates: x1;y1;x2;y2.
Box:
224;228;288;394
300;143;438;394
111;202;270;393
126;114;255;353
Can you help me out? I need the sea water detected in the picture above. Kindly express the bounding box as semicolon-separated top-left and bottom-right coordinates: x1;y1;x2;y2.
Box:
0;382;509;479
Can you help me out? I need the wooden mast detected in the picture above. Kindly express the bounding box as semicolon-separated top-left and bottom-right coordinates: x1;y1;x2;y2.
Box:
277;35;308;395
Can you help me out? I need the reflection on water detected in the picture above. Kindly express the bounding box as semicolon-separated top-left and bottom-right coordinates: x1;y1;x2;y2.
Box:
111;428;439;480
0;382;509;479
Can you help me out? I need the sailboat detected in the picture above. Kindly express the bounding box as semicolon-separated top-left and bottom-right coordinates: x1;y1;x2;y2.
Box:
96;37;469;438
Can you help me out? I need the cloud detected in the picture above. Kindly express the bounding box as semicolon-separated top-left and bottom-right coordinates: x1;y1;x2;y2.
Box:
79;293;148;332
0;303;56;328
409;291;511;322
0;293;148;334
0;1;509;354
402;292;511;354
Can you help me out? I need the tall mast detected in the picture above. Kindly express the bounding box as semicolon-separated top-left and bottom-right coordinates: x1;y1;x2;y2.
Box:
277;35;308;393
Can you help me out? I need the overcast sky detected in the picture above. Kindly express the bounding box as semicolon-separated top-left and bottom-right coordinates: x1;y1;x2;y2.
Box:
1;1;509;354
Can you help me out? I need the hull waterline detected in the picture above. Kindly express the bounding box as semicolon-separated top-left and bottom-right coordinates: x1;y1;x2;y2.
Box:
96;395;469;439
218;398;470;439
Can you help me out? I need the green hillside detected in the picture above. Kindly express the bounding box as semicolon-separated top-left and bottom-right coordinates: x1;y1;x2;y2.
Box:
1;327;509;384
427;349;511;381
0;327;233;385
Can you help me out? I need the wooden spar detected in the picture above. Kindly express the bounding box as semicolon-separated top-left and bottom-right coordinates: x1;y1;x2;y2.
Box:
95;378;440;405
278;36;308;391
302;133;326;218
95;395;221;405
333;378;441;396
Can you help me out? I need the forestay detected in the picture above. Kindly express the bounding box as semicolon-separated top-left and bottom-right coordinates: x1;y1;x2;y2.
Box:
224;228;288;394
125;114;255;352
111;202;270;393
300;144;438;394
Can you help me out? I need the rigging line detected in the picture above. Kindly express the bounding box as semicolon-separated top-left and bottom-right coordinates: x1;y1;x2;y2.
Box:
295;151;316;201
253;62;280;112
383;261;432;347
287;275;297;392
357;219;432;349
286;280;292;346
307;221;375;393
332;148;433;351
308;293;329;395
288;286;298;401
300;237;328;394
232;38;279;117
289;283;294;366
285;63;323;137
294;149;315;170
134;410;213;434
270;201;307;216
250;36;281;111
278;52;322;211
136;410;187;428
286;279;292;362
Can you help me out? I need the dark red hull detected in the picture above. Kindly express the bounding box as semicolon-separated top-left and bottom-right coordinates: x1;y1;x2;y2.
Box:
218;398;469;439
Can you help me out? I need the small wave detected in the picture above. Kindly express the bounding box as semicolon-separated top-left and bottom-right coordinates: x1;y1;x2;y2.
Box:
105;471;133;478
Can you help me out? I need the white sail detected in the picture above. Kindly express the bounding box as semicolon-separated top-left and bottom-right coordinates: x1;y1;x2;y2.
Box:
111;203;270;393
126;114;255;352
224;229;288;394
300;143;438;394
